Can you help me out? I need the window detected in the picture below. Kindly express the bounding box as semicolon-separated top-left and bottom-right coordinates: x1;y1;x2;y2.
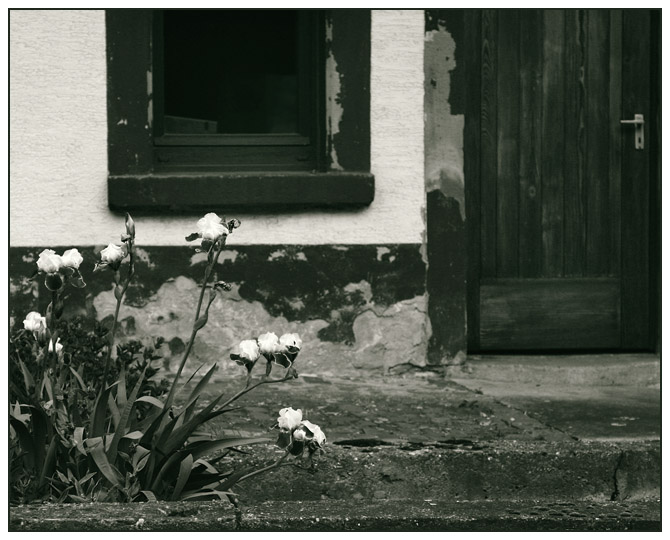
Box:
106;9;374;211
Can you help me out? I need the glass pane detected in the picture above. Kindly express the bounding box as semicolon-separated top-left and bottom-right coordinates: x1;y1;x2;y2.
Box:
162;10;300;134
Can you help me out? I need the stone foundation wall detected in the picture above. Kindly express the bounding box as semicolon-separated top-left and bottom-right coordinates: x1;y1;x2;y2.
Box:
9;245;429;376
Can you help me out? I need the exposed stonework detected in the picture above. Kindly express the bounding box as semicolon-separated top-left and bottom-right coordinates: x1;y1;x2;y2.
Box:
10;245;428;376
352;295;430;371
94;280;429;377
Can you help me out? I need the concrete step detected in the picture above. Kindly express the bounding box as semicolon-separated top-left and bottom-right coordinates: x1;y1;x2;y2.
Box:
228;440;660;504
447;354;660;387
10;499;661;531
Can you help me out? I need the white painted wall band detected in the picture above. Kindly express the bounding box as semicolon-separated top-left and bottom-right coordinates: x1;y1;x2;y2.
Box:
10;9;426;246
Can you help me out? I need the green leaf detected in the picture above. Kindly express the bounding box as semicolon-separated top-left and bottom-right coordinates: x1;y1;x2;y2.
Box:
38;437;58;489
186;436;271;461
81;472;97;484
29;404;48;466
185;232;200;242
162;394;224;455
117;363;127;411
185;363;218;412
107;393;121;430
73;427;86;455
107;363;147;464
10;402;31;424
135;395;165;409
139;490;157;502
69;367;86;391
171;453;194;500
18;358;35;392
139;409;168;449
121;430;144;440
89;383;118;438
86;437;120;487
172;363;218;428
193;314;208;331
150;451;182;494
176;362;205;400
42;376;54;403
181;489;231;501
193;458;219;474
9;417;35;469
155;415;179;454
132;445;151;472
114;284;124;301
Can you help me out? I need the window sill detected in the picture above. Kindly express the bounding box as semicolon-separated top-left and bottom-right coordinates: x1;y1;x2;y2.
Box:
108;172;375;212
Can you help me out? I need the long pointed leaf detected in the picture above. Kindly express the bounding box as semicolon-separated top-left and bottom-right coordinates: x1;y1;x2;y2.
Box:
18;358;35;391
117;363;127;410
43;376;54;403
139;490;157;502
73;427;86;455
181;490;231;501
171;453;194;501
172;364;217;427
182;398;199;425
150;450;183;493
186;363;218;409
135;395;165;409
68;367;86;390
38;437;57;489
29;405;48;467
107;393;121;430
177;363;205;401
121;430;144;440
162;394;224;455
89;383;118;438
107;363;148;464
186;436;271;461
9;417;35;469
155;415;179;454
86;437;120;487
139;409;168;449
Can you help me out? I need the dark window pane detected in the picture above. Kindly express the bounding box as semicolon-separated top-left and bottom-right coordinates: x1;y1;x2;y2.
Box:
162;10;299;134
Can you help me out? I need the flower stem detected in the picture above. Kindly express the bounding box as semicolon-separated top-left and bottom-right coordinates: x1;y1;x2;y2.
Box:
165;238;226;407
235;451;290;484
219;371;294;410
100;240;135;389
49;289;57;364
100;296;121;388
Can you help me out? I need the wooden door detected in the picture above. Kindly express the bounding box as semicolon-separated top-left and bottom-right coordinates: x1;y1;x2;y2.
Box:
465;9;658;351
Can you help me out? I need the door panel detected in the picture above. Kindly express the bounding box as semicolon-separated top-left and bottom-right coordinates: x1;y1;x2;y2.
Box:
467;9;653;351
480;278;620;349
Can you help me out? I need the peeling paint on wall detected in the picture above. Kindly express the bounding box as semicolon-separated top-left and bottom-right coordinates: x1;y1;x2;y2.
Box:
424;10;469;363
424;17;466;222
10;244;428;375
146;69;153;129
325;16;344;171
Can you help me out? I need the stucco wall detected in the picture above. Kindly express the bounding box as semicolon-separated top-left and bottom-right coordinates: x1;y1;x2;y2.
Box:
9;9;425;247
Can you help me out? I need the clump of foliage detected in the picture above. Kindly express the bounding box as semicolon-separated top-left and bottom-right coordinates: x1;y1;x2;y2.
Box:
9;213;326;511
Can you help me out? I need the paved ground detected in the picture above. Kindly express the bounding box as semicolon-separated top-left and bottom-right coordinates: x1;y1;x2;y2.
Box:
10;499;661;532
198;353;661;445
10;353;662;531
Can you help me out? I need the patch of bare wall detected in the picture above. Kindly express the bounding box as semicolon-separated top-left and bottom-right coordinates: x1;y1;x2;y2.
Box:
424;10;468;364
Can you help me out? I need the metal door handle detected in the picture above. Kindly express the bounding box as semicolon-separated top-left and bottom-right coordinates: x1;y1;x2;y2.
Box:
620;114;644;150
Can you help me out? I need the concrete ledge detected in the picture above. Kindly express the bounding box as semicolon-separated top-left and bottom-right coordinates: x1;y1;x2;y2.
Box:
449;354;660;387
229;440;660;503
10;499;661;531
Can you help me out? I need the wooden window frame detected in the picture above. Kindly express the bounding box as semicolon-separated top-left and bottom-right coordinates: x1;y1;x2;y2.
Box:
106;9;374;211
